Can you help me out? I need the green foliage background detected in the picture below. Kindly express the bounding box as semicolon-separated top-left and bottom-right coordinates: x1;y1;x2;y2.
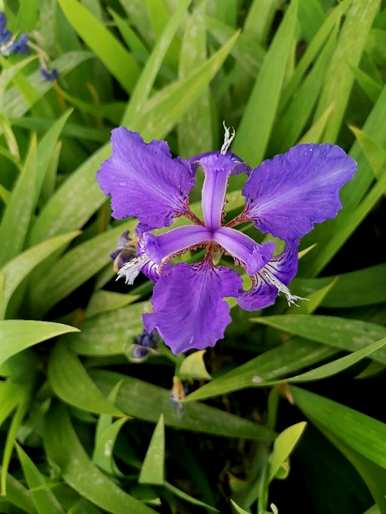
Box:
0;0;386;513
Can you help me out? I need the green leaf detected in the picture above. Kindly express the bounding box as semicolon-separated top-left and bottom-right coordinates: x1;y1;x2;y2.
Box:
93;370;274;441
16;444;65;514
291;387;386;468
123;0;191;125
0;135;37;267
2;51;91;119
34;109;73;205
29;223;134;317
69;301;147;356
0;231;79;318
86;290;140;318
244;0;281;44
44;404;157;514
0;320;78;367
30;144;108;244
132;33;239;141
302;168;386;276
231;499;250;514
273;27;336;152
139;415;165;485
281;0;351;109
0;467;35;513
256;315;386;363
179;350;211;381
93;416;128;476
0;381;24;427
58;0;139;92
269;422;307;482
233;0;298;165
184;339;336;402
321;429;386;513
294;263;386;308
314;0;380;142
178;1;212;157
48;342;123;416
15;0;39;31
164;481;219;512
1;384;31;494
279;337;386;383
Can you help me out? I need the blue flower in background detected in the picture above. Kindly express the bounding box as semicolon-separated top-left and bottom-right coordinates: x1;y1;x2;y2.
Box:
97;127;357;354
40;66;59;82
0;12;28;56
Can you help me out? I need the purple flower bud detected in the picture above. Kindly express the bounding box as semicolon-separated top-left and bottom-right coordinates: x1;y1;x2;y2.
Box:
9;33;28;54
40;66;59;81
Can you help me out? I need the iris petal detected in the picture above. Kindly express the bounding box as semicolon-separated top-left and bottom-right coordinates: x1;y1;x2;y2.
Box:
213;226;274;275
143;225;212;264
143;263;242;353
97;128;195;230
191;152;249;230
243;144;357;240
238;240;299;311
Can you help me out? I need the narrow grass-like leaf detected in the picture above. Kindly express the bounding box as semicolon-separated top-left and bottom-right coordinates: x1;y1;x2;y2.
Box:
321;430;386;514
281;0;351;109
44;404;157;514
294;263;386;308
350;126;386;177
139;414;165;485
243;0;281;44
134;32;239;140
109;9;149;61
48;342;122;416
58;0;139;92
184;339;336;402
0;56;36;103
93;370;274;441
29;223;133;317
86;290;140;318
299;103;334;143
1;385;30;494
273;29;336;152
281;337;386;383
15;0;39;31
123;0;191;125
0;467;35;513
2;51;91;118
352;66;383;102
0;232;79;318
303;169;386;276
314;0;380;142
93;417;128;475
164;482;219;512
269;422;307;482
30;144;108;244
0;321;78;367
0;135;37;267
291;387;386;468
233;0;298;165
16;444;65;514
256;315;386;363
34;109;73;204
178;1;212;157
69;301;146;356
206;17;265;77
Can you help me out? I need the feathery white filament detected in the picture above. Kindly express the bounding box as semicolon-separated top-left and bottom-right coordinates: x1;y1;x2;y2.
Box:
221;121;235;155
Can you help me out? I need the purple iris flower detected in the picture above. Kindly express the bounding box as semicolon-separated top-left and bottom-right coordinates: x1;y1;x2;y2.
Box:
97;127;356;354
